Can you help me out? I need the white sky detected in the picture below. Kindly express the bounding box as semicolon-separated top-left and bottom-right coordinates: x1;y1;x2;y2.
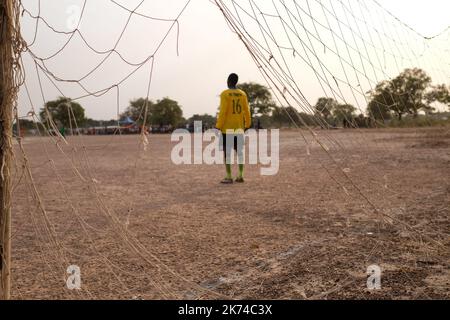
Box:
18;0;450;120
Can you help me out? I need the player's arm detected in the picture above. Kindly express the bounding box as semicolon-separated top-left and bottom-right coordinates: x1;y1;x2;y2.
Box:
216;92;228;131
243;94;251;129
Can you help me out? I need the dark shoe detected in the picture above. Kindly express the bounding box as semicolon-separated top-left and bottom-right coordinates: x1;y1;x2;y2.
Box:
221;178;234;184
235;177;245;183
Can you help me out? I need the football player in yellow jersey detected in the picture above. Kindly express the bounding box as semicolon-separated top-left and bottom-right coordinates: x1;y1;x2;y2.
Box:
216;73;251;184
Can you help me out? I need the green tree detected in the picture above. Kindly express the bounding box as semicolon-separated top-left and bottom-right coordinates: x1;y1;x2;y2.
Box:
314;97;338;120
368;68;433;121
270;106;315;128
333;104;356;125
394;68;432;117
122;97;183;127
14;119;36;130
237;82;276;116
122;98;154;125
367;93;393;121
272;106;293;127
425;84;450;110
187;114;216;128
354;114;372;128
150;97;184;127
40;97;86;128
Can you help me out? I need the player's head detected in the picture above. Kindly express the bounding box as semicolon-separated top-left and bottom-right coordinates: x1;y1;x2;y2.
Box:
227;73;239;89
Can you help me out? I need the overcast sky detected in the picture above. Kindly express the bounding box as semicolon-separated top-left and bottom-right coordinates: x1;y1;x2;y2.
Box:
18;0;450;120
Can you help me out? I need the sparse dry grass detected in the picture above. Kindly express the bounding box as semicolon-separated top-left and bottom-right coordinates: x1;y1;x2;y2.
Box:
10;128;450;299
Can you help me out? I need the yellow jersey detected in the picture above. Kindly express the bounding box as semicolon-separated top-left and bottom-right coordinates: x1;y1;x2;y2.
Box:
216;89;251;133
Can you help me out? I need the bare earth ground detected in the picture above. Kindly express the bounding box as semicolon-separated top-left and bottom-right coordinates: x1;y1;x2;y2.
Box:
11;127;450;300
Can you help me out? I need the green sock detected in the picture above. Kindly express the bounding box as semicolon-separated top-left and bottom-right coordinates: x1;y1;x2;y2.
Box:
226;164;232;179
238;164;244;178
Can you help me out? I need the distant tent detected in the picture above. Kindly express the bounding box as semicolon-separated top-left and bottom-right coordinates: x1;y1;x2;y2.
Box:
119;117;135;125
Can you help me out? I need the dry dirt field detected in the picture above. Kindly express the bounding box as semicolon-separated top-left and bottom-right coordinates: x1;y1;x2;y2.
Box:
10;127;450;300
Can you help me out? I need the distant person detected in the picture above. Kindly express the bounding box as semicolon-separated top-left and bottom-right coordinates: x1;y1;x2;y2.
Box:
216;73;251;184
59;126;66;138
343;118;348;129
